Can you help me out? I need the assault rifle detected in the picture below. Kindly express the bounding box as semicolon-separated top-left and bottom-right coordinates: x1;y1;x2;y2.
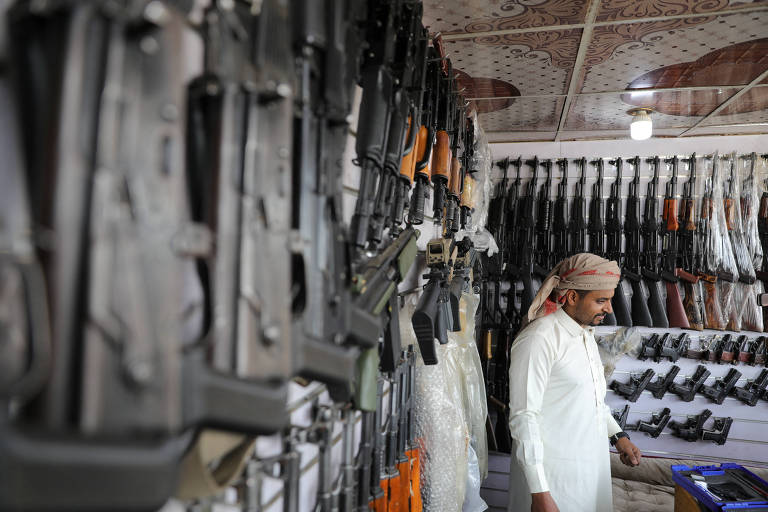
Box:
536;159;553;272
553;159;569;262
758;154;768;328
506;157;523;269
724;155;756;284
518;157;540;316
408;50;439;226
699;160;726;330
661;156;690;329
607;157;632;326
589;158;615;325
430;56;454;228
412;238;455;365
624;156;653;326
641;156;670;328
679;154;704;330
460;117;475;229
569;157;588;255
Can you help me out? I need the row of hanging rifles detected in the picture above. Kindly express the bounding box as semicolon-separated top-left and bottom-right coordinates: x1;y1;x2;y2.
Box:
477;152;768;453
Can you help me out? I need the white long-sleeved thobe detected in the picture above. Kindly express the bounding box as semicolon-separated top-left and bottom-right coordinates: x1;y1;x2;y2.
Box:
507;308;622;512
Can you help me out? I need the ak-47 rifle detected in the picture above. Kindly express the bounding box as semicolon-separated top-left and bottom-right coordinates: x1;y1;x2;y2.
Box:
624;156;653;326
445;92;465;236
757;154;768;327
553;159;569;262
506;157;523;269
430;55;454;229
569;157;588;255
661;156;691;329
606;157;632;326
589;158;616;325
589;158;606;257
698;165;726;330
642;156;669;328
518;157;540;317
460;117;475;229
408;49;439;226
678;154;704;330
536;159;553;272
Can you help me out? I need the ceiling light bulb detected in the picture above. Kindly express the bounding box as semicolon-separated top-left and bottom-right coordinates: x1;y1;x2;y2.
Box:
630;110;652;140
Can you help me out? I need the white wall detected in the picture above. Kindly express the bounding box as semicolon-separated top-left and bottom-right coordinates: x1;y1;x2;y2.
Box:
490;134;768;162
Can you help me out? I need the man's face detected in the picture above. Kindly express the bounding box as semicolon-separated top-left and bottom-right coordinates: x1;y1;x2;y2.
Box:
565;289;615;326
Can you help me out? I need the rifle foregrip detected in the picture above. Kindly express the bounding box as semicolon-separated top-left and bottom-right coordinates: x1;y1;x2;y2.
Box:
431;131;451;179
630;280;653;327
646;278;670;328
681;280;704;331
666;281;690;329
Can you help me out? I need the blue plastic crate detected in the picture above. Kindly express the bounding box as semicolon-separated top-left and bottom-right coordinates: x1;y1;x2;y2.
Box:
672;463;768;511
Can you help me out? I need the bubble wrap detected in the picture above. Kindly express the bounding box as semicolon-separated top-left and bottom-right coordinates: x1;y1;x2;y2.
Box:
412;291;487;512
712;153;741;329
595;327;644;378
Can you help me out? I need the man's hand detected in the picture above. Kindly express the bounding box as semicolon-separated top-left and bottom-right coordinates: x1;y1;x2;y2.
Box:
615;437;642;466
531;491;559;512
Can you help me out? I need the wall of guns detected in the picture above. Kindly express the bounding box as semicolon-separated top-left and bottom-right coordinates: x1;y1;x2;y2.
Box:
0;1;493;511
479;152;768;454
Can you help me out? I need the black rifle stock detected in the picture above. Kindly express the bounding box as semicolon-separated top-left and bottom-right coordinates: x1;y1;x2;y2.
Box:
624;156;653;326
642;156;669;328
607;157;632;326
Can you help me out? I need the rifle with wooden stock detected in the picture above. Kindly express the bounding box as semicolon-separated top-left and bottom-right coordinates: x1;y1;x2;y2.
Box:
698;168;727;330
661;155;691;329
678;154;704;330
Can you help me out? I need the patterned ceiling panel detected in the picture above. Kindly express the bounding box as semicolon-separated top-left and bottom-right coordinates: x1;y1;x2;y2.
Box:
595;0;768;22
478;97;564;131
445;33;580;97
701;86;768;126
564;90;734;130
422;0;588;36
580;10;768;93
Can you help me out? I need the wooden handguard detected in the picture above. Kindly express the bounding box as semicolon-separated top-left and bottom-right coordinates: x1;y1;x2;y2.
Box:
431;131;451;180
399;143;416;184
663;198;679;231
414;125;430;179
409;446;422;511
461;175;474;208
724;198;737;231
449;157;461;197
682;199;696;231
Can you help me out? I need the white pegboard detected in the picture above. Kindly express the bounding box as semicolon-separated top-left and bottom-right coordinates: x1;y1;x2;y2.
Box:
598;326;768;468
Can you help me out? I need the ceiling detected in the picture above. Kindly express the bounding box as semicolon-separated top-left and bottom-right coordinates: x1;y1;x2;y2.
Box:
422;0;768;142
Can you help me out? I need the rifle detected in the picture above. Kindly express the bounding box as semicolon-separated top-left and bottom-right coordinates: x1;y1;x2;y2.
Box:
699;157;726;330
445;92;465;236
553;159;569;262
589;158;615;324
460;117;476;230
713;154;740;331
412;238;455;365
536;159;553;273
661;155;691;329
569;157;588;255
606;157;632;326
408;49;439;226
518;157;540;316
757;155;768;328
641;156;670;328
624;156;653;326
430;56;454;228
678;154;704;330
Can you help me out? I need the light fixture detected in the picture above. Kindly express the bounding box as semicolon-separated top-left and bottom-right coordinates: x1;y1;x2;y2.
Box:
628;108;653;140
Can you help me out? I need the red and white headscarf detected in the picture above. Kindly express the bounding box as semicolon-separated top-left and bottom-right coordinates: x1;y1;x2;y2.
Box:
522;253;621;328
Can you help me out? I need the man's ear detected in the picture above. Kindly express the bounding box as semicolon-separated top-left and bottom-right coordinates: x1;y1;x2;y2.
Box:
564;289;578;306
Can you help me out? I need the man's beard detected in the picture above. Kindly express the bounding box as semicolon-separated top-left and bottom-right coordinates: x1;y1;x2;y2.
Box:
589;313;605;326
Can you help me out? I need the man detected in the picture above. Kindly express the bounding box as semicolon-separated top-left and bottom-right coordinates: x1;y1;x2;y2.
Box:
507;253;641;512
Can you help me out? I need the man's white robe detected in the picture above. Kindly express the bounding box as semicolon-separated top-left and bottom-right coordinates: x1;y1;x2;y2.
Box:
507;308;622;512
